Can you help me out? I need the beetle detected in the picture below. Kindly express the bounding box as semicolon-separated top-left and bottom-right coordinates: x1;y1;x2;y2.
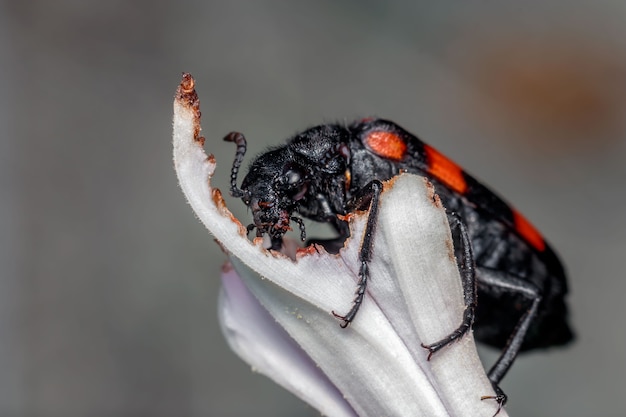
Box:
223;118;574;411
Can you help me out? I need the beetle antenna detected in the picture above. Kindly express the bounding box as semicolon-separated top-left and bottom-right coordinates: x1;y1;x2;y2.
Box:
223;132;247;198
290;216;307;242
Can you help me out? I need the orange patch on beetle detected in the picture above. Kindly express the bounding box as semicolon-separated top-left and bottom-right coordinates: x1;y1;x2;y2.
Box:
364;131;408;161
423;145;468;194
512;210;546;252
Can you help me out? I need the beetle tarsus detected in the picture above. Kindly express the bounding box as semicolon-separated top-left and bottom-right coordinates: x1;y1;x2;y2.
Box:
480;384;507;416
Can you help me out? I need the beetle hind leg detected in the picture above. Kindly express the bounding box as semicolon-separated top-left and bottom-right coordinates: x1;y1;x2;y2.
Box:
475;267;542;414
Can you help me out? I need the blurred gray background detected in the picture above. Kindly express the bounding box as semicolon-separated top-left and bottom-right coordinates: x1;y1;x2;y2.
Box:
2;1;626;416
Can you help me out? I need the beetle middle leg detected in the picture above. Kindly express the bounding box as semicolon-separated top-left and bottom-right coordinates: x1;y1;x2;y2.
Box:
421;212;477;357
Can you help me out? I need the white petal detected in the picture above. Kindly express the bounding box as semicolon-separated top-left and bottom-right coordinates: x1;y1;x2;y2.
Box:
173;74;508;417
219;264;358;417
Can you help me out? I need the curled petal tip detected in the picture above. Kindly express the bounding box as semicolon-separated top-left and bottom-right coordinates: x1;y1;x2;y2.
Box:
180;72;195;93
175;72;200;113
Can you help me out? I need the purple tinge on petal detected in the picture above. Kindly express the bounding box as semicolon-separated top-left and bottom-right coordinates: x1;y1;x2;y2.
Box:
218;264;358;417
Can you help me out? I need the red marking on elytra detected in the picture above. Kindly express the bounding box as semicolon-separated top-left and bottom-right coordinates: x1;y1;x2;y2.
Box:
365;131;408;161
512;210;546;252
424;145;468;194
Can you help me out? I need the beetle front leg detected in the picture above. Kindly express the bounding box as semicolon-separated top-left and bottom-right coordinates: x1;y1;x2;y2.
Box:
332;180;383;327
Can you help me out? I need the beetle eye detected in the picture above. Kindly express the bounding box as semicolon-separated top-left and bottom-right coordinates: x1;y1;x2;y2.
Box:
281;163;305;187
285;169;301;185
280;164;308;200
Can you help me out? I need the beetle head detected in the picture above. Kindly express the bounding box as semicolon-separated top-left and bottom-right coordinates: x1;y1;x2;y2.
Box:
241;153;309;246
224;130;309;249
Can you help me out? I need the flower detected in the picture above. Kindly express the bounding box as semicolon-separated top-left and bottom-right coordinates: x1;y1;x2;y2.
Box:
172;73;506;417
